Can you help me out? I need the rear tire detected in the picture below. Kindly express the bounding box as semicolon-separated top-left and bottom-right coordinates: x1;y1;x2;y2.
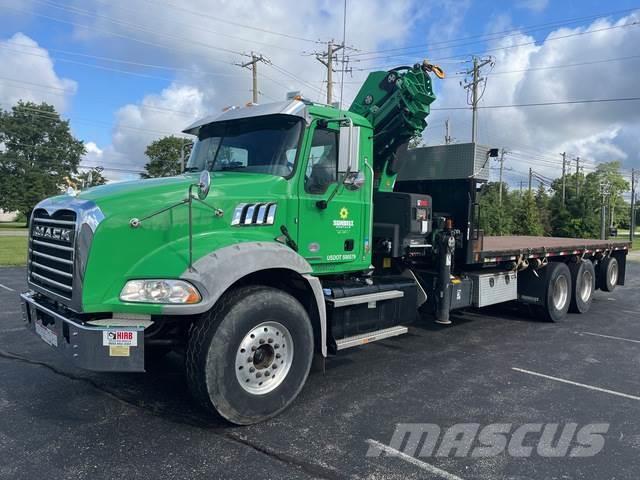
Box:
535;262;572;322
569;260;595;314
186;286;314;425
597;256;618;292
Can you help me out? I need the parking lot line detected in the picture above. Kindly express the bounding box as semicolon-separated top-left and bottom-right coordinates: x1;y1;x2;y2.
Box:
0;327;24;333
365;439;465;480
0;283;15;292
512;368;640;401
577;331;640;344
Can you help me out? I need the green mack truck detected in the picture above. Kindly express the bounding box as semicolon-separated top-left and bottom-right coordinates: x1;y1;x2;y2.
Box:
20;61;630;425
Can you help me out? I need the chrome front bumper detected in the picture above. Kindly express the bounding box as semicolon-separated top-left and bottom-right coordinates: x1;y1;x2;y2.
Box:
21;291;145;372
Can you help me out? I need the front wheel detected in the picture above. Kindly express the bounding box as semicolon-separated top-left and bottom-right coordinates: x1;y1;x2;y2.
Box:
186;286;314;425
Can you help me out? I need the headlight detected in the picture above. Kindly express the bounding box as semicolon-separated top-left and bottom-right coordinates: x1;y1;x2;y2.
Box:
120;279;201;304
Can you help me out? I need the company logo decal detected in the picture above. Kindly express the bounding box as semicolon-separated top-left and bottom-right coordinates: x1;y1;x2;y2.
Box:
32;225;73;243
333;207;354;229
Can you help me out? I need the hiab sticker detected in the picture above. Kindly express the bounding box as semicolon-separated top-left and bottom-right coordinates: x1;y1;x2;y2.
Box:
103;330;138;347
333;207;354;229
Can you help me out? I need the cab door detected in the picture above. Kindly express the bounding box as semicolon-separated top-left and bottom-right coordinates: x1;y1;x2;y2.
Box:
296;122;369;273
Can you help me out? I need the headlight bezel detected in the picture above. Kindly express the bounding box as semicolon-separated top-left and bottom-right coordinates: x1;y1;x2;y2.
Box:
119;279;202;304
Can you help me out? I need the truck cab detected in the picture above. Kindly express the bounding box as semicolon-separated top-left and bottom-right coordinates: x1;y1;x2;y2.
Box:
182;100;374;274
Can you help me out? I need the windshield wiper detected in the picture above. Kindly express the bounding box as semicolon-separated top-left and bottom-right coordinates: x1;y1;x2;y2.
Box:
183;167;201;172
220;164;247;171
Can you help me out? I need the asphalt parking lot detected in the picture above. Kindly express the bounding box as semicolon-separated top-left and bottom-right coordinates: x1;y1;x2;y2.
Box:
1;259;639;480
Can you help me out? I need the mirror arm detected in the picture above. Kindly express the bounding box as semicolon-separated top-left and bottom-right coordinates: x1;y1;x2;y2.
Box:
129;199;190;228
193;198;224;217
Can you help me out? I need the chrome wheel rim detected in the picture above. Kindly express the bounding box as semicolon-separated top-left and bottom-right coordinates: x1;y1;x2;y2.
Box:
552;275;569;310
235;321;293;395
608;261;618;287
580;269;593;303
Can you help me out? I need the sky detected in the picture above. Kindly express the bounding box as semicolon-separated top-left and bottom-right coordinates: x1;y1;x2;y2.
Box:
1;0;639;190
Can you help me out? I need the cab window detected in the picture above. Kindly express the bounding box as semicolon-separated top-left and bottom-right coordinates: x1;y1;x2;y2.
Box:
305;128;338;194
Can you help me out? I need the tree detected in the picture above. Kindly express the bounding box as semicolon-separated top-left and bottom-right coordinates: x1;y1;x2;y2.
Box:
141;135;190;178
548;161;628;238
534;183;552;235
512;190;544;236
478;182;514;235
76;167;107;189
593;161;629;229
0;101;85;219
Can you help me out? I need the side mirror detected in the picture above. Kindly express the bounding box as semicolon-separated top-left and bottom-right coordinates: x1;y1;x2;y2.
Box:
197;170;211;200
338;125;360;173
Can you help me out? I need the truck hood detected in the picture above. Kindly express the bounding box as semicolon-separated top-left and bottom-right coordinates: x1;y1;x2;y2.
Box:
71;171;292;313
78;172;286;216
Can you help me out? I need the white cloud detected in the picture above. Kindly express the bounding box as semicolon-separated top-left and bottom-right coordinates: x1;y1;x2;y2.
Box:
75;0;439;179
424;11;640;183
0;33;77;112
517;0;549;13
83;141;104;165
90;83;205;180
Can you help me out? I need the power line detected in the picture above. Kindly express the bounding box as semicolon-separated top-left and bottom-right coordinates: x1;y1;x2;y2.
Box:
442;54;640;79
0;41;293;97
267;62;326;97
431;96;640;111
351;6;640;57
355;21;640;70
3;4;247;64
0;77;206;118
32;0;303;53
0;41;240;77
2;104;189;137
139;0;321;43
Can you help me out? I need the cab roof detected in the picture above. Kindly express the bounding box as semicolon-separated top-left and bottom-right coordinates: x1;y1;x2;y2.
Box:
182;99;371;136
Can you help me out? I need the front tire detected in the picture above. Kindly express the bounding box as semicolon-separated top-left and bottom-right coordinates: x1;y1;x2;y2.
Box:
186;286;314;425
569;260;595;314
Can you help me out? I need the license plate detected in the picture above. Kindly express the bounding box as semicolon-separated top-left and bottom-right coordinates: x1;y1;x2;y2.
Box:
35;321;58;347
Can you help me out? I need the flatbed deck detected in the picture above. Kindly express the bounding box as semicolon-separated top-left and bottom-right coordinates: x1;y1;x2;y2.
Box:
474;235;630;264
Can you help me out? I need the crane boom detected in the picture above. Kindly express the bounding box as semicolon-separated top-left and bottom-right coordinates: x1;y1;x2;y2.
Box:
349;60;443;191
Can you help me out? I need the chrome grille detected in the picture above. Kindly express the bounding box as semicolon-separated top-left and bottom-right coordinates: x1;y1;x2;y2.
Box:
29;209;76;300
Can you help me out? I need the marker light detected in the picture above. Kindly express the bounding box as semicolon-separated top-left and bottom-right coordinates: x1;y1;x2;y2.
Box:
120;279;201;304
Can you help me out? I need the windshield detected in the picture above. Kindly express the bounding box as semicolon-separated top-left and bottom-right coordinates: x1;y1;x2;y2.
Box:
186;114;303;177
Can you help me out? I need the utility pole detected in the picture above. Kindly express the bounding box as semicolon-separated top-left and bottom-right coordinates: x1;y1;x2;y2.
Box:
631;168;636;242
528;168;533;193
180;138;191;172
575;156;581;197
445;119;452;144
561;152;567;206
599;181;610;240
315;40;345;105
519;180;524;193
497;148;507;205
462;56;493;143
237;52;269;104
